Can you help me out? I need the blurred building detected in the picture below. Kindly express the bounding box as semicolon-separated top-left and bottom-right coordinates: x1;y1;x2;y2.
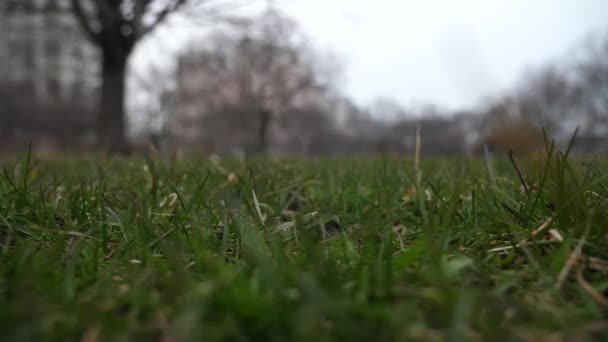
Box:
170;53;220;148
0;0;99;103
0;0;99;151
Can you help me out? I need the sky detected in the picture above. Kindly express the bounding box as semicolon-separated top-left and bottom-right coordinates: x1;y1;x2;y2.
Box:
132;0;608;118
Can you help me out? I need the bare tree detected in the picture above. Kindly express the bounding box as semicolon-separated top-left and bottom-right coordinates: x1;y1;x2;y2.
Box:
507;33;608;149
174;7;339;153
516;65;572;134
69;0;194;151
70;0;249;152
573;34;608;132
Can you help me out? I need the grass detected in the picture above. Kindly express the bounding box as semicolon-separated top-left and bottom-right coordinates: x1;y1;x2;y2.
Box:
0;147;607;341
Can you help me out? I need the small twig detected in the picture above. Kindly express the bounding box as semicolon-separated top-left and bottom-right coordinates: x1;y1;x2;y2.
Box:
576;267;608;309
509;150;529;195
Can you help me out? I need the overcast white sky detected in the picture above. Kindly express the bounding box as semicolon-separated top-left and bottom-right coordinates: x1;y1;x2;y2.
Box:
133;0;608;116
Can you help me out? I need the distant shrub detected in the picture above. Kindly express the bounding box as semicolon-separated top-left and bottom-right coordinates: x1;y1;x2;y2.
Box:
472;120;546;156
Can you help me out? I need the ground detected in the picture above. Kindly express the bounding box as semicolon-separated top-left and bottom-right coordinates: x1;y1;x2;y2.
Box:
0;148;607;341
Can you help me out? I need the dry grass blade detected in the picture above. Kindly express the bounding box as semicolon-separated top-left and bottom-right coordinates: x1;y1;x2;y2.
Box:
27;225;103;240
531;218;553;237
588;257;608;275
415;122;421;183
555;227;589;290
487;239;562;254
483;145;497;185
547;229;563;242
252;189;265;225
487;218;557;254
148;228;178;248
576;267;608;309
209;155;229;175
508;150;529;194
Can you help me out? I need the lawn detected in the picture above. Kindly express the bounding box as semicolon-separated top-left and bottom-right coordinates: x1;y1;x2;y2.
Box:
1;147;607;341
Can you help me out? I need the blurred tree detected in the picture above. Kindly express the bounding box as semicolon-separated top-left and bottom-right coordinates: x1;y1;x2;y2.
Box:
69;0;190;152
472;33;608;154
368;98;408;122
67;0;181;151
514;33;608;146
515;66;571;134
173;7;340;153
573;34;608;133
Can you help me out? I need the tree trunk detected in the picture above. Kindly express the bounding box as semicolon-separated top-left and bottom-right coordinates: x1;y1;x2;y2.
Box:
99;50;128;153
257;109;271;153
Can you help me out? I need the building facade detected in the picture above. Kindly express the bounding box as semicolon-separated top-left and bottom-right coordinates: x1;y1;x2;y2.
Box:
0;0;99;103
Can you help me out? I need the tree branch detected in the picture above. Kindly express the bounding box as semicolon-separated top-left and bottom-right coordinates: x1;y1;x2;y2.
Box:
70;0;101;45
140;0;188;38
131;0;153;38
